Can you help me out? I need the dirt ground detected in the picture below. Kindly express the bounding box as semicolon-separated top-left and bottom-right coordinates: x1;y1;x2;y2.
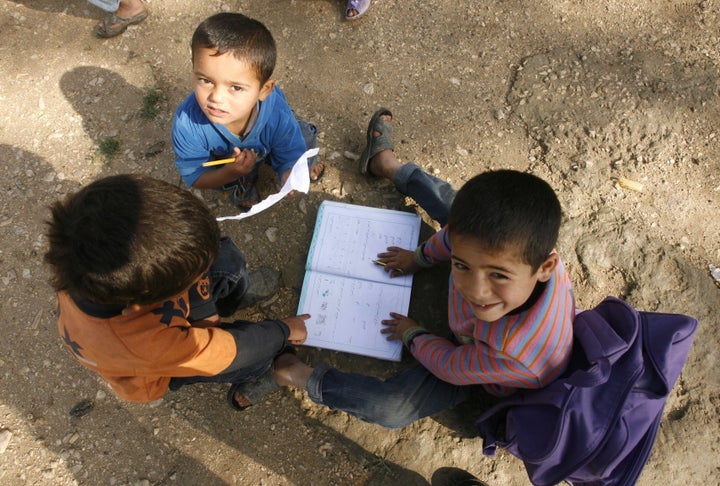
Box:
0;0;719;484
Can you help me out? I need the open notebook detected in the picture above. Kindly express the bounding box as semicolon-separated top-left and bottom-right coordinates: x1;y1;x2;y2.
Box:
297;201;421;361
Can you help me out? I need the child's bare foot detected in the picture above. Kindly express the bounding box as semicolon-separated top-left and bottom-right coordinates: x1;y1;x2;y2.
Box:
273;353;313;388
310;160;325;182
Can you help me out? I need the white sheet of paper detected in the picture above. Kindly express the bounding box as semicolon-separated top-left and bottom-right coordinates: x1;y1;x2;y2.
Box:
216;148;318;222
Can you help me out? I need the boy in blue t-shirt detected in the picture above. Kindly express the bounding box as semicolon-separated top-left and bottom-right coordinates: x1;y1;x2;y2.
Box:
172;13;324;209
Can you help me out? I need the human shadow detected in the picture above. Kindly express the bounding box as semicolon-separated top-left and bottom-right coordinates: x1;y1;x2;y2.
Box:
59;65;171;176
0;123;426;485
0;142;428;484
0;144;229;484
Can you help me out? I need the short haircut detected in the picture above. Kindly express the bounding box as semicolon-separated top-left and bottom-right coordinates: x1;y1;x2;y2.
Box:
44;174;220;306
448;170;561;271
191;12;276;84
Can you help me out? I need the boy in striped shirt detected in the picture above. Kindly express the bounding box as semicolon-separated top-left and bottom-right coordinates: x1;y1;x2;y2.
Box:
274;110;575;428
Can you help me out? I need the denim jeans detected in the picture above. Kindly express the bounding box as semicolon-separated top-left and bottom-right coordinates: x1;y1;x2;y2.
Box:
393;162;457;226
305;164;471;428
307;363;475;429
236;118;319;190
187;236;248;322
169;237;282;390
297;118;319;167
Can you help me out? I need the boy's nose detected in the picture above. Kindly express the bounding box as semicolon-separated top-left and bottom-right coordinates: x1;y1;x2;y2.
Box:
469;276;492;300
209;87;222;102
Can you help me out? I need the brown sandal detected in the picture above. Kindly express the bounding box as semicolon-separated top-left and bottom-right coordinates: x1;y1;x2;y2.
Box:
94;10;148;38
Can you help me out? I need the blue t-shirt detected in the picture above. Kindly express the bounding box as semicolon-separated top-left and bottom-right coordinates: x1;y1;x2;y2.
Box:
172;86;306;187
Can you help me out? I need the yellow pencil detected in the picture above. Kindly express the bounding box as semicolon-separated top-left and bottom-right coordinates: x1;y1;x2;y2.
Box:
372;260;404;274
202;157;236;167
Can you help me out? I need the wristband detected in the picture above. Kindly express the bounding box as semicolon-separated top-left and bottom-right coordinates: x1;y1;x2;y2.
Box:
413;243;434;268
402;326;430;348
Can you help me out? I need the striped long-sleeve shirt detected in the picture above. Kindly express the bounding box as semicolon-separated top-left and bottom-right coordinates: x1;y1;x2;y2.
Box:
410;227;575;397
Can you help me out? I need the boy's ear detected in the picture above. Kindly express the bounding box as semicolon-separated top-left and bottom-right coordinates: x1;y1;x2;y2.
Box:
536;253;559;283
121;303;143;316
258;79;275;101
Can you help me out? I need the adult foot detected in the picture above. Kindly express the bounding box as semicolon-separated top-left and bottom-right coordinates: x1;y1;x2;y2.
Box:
273;353;313;388
94;0;147;38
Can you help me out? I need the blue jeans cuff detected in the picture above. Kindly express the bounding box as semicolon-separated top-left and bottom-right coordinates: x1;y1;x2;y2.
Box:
306;363;332;404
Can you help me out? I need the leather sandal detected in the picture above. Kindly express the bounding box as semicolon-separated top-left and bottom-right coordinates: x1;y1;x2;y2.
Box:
358;108;394;176
94;9;148;38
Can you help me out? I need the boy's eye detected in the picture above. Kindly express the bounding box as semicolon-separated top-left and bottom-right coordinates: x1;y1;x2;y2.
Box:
452;262;469;271
490;272;509;280
197;77;211;85
231;85;244;92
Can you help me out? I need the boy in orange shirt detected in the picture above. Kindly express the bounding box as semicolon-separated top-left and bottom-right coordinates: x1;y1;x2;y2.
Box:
45;174;308;408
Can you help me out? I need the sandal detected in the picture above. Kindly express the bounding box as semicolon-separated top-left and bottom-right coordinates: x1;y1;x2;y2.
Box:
227;346;297;411
358;108;394;176
345;0;371;20
93;10;148;38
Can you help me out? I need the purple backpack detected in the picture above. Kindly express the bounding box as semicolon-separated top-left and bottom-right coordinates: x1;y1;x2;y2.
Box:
475;297;697;486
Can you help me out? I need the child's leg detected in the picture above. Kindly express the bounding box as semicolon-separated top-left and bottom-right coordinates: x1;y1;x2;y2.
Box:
310;364;471;428
188;237;249;321
364;113;456;225
392;163;456;226
169;319;289;391
297;118;324;181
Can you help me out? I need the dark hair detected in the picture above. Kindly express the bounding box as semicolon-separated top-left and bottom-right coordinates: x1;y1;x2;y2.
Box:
44;174;220;306
191;13;276;84
447;170;561;271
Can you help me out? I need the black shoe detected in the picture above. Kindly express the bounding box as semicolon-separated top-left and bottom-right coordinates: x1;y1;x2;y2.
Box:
238;267;280;308
431;467;489;486
215;268;280;316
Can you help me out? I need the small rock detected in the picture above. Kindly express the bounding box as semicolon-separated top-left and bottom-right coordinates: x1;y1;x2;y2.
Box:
318;442;333;457
363;82;375;95
343;151;359;161
0;429;12;454
708;264;720;284
265;227;278;243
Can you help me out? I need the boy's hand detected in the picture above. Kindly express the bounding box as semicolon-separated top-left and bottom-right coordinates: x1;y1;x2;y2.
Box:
226;148;257;177
380;312;418;341
280;314;309;345
376;247;421;277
